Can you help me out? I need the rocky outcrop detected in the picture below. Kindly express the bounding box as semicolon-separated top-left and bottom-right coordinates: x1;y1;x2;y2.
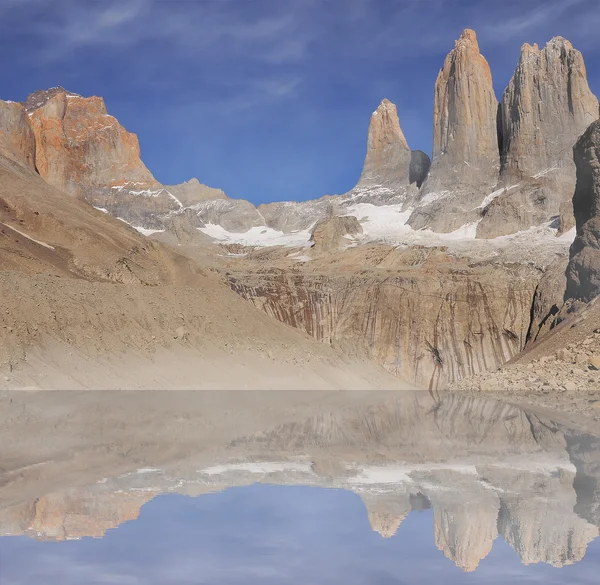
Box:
310;215;362;252
191;198;265;232
0;101;36;170
0;490;155;540
24;87;182;228
478;38;599;238
409;150;431;188
492;467;599;566
408;30;499;233
258;196;340;234
526;256;569;343
566;120;600;302
163;178;227;207
428;473;499;571
361;494;411;538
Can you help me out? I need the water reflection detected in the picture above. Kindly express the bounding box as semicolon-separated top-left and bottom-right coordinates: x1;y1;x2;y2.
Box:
1;391;599;582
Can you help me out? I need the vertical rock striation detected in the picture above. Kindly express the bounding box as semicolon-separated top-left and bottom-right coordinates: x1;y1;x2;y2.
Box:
408;29;499;232
566;120;600;302
478;38;599;238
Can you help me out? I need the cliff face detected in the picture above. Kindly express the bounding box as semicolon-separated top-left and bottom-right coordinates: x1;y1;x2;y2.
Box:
0;100;36;170
26;88;158;195
408;30;499;233
24;88;182;228
478;38;599;238
565;120;600;302
226;248;537;389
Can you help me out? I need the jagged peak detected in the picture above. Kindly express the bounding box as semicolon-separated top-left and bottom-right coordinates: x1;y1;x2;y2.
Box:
373;98;394;114
455;29;480;52
520;36;576;58
22;86;84;113
367;98;409;150
546;36;574;51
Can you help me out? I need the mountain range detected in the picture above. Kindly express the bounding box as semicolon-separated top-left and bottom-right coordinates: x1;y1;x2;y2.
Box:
1;29;600;395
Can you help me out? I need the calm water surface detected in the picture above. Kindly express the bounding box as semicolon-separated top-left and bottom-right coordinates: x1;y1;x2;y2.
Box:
0;391;599;584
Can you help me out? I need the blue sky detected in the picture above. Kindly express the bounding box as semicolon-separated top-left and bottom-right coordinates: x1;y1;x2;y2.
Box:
1;0;599;204
2;485;600;583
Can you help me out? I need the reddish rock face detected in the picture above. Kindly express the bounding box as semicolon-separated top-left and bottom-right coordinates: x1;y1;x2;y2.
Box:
23;87;185;228
26;87;158;197
0;100;36;170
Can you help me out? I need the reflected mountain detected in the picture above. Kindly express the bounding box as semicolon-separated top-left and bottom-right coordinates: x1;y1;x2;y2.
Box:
1;391;599;573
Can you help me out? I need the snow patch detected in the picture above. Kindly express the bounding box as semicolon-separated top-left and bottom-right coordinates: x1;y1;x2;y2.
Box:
116;217;165;236
418;190;452;206
532;165;559;179
347;463;479;486
93;206;109;214
199;223;314;248
1;222;55;250
198;462;313;476
558;226;576;241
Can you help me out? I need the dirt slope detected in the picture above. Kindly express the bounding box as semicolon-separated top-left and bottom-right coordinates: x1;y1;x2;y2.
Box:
0;150;410;390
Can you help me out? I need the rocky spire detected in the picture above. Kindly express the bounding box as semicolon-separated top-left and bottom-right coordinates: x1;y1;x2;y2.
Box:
566;120;600;303
477;37;599;238
346;98;430;205
357;98;412;189
361;493;412;539
408;29;500;232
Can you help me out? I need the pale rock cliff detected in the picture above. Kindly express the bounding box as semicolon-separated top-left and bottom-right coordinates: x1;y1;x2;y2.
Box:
478;38;599;238
426;472;499;572
408;30;499;232
361;493;412;538
344;99;429;206
566;120;600;302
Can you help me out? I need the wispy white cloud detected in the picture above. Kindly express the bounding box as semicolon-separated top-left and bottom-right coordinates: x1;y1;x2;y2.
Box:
477;0;587;42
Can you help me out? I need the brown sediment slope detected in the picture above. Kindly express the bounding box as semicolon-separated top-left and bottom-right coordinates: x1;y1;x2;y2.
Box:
0;145;410;390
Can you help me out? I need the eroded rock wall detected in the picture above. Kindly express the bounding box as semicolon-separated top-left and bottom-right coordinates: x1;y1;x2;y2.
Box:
227;251;538;389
